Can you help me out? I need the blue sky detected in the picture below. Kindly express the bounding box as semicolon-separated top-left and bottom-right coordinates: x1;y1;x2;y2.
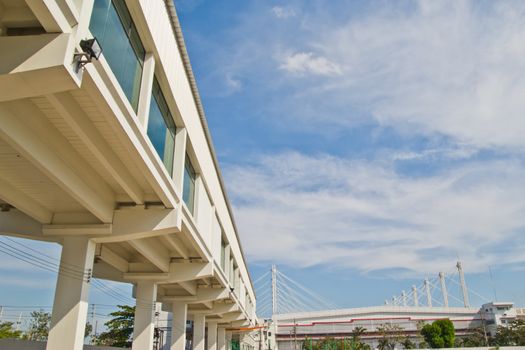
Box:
175;0;525;308
1;0;525;320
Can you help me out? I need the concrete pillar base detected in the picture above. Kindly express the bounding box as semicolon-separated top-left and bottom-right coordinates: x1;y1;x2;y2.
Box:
132;281;157;350
46;237;95;350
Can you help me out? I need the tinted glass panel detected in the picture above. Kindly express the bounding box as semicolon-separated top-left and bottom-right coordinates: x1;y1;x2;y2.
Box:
89;0;144;111
147;79;175;173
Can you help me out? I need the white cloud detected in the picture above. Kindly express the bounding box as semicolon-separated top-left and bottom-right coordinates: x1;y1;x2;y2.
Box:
279;52;342;76
228;152;525;275
271;6;296;19
209;0;525;150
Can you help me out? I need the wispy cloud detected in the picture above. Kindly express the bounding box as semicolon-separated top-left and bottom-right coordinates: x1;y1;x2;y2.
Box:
227;152;525;275
271;6;296;19
205;0;525;149
279;51;342;76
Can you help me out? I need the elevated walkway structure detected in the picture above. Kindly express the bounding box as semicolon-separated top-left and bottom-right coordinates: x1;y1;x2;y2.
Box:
0;1;256;350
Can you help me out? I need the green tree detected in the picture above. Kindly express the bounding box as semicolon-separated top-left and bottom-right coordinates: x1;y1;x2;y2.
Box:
351;327;370;350
24;310;51;341
461;327;487;347
493;320;525;346
0;322;22;339
377;324;404;350
93;305;134;348
302;337;314;350
401;336;416;349
421;319;455;348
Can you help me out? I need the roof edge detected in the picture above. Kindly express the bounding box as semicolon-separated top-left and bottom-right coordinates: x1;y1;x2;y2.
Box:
163;0;255;292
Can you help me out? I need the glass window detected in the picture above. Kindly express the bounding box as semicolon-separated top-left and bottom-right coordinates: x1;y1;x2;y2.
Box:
147;79;175;173
183;157;196;213
89;0;145;111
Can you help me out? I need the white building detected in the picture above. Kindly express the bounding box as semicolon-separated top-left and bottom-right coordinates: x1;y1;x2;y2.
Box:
0;1;256;350
271;303;524;350
480;302;517;336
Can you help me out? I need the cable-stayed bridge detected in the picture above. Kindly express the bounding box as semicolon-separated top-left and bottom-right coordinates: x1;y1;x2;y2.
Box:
255;262;490;319
254;265;338;318
254;263;520;350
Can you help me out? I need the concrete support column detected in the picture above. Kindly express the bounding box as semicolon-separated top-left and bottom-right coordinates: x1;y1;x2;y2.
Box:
218;327;226;350
225;331;233;350
171;301;188;350
46;237;95;350
207;321;218;350
193;314;206;350
132;281;157;350
439;272;449;307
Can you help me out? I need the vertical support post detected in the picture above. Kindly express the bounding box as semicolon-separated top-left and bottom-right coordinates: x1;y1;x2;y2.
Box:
137;53;156;130
193;314;206;350
132;281;157;350
46;237;95;350
224;245;231;281
391;296;396;306
384;299;388;305
226;331;232;350
172;128;188;189
171;301;187;350
457;261;470;308
218;327;226;350
424;279;432;307
271;265;277;315
439;272;449;307
412;285;419;307
208;321;218;350
402;291;407;307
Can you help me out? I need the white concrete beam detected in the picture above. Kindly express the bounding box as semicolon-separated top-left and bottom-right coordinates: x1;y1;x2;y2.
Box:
128;237;170;272
43;224;112;236
191;304;239;316
25;0;72;32
163;287;229;303
94;208;181;243
0;177;52;223
179;281;197;295
95;245;128;272
0;210;45;239
46;92;144;204
220;312;245;323
161;234;190;259
124;262;212;283
0;104;114;223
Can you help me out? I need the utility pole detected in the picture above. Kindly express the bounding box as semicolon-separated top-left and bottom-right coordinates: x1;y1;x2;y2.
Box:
412;285;419;307
293;318;297;350
90;304;96;343
457;261;470;308
15;312;22;331
424;278;432;307
271;265;277;316
439;272;449;307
